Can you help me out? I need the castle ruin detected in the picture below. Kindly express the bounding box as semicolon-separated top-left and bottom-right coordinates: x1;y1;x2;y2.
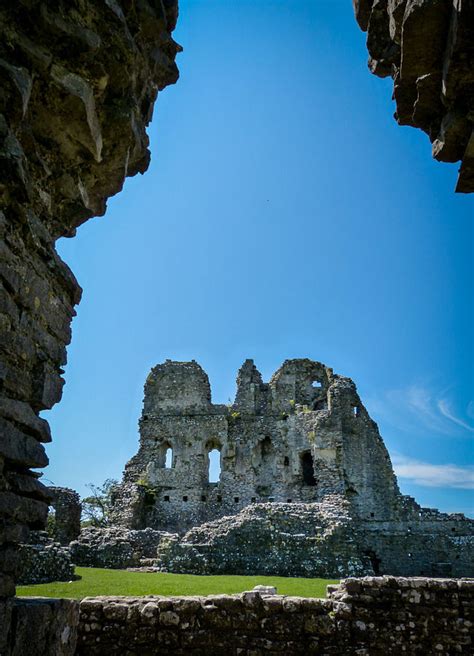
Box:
109;359;474;578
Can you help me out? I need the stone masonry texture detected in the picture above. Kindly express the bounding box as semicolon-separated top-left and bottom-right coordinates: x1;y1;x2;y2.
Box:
75;577;474;655
0;0;180;598
107;359;474;578
17;530;74;585
48;486;81;545
353;0;474;192
2;577;473;655
0;596;79;656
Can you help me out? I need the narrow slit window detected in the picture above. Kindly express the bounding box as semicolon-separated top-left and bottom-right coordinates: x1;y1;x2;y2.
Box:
353;406;359;417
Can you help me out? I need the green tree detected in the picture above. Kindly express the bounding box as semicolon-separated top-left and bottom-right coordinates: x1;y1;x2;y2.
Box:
81;478;118;527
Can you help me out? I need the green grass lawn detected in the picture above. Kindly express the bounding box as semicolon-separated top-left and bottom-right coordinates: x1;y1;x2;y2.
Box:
17;567;337;599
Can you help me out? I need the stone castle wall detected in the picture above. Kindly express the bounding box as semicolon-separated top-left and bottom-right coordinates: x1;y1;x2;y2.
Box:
112;359;402;533
17;531;74;585
3;577;473;654
353;0;474;192
108;358;474;578
48;486;82;546
155;499;474;579
74;577;473;655
0;0;180;597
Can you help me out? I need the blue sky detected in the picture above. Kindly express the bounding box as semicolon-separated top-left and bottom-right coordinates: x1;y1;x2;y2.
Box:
43;0;473;516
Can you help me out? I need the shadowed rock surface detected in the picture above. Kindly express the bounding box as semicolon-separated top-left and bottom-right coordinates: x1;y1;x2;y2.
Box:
353;0;474;192
0;0;180;597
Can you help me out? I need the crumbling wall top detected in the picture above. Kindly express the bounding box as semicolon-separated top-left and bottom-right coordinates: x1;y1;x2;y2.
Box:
143;360;212;415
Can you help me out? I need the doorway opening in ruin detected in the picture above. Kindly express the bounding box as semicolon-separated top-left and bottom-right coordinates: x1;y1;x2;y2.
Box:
365;550;381;575
208;448;221;483
301;451;316;486
261;436;273;463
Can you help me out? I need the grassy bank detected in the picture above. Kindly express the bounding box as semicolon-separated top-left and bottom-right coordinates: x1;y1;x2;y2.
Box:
17;567;337;599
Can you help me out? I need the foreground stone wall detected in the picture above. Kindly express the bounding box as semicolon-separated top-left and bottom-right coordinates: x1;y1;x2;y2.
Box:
76;577;473;655
1;597;79;656
353;0;474;192
0;0;180;597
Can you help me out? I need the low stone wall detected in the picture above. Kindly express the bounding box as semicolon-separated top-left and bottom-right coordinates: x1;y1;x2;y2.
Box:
76;577;474;655
156;501;371;578
70;527;173;569
17;531;74;584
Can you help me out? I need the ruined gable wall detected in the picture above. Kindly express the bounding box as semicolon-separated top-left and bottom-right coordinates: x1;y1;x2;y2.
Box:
0;0;180;596
353;0;474;192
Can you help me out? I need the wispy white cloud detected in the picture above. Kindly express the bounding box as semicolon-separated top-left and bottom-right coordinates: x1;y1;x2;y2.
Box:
366;383;474;438
467;401;474;420
392;454;474;489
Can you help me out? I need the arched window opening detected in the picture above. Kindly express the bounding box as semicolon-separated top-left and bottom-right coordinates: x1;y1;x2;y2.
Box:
164;446;173;469
312;380;322;388
208;448;221;483
284;456;290;466
301;451;316;486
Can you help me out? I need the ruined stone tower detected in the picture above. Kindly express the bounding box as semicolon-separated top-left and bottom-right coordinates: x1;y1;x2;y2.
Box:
110;358;474;578
112;358;400;532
